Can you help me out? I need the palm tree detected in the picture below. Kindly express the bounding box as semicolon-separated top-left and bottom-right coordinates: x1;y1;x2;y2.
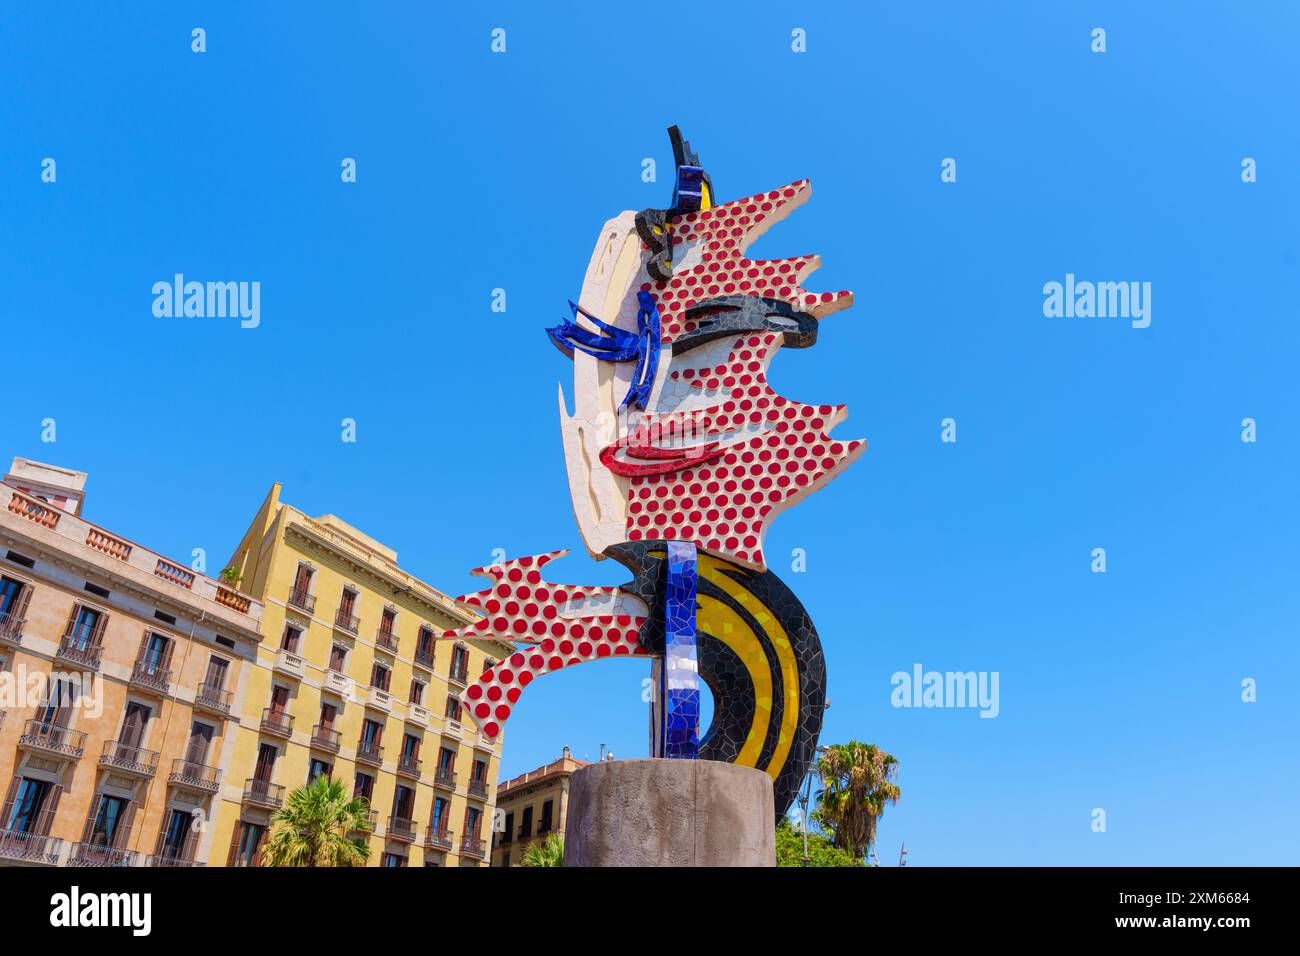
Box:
812;742;900;863
519;833;564;867
262;775;373;867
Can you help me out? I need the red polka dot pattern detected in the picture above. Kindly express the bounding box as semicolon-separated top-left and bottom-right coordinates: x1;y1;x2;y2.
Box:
614;330;866;569
442;551;649;740
645;179;853;345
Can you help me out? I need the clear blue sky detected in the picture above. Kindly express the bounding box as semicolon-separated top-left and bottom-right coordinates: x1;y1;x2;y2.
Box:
3;2;1296;865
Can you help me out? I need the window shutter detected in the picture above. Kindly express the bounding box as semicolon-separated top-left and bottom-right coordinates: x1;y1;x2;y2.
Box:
89;611;108;649
62;603;80;640
80;795;104;844
158;637;175;670
252;826;268;867
0;777;22;829
11;583;32;623
114;801;137;849
35;785;62;836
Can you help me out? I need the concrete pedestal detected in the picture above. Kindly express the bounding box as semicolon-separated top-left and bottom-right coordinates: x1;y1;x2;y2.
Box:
563;759;775;867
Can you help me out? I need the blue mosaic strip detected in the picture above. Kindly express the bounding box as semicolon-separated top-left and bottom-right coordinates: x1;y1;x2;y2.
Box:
544;291;661;411
661;540;700;759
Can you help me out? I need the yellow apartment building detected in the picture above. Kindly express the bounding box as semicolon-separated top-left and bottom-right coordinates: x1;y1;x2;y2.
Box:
214;482;513;867
490;746;590;867
0;458;265;867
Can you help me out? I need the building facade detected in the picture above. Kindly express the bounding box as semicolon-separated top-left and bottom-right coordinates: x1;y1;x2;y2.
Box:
0;458;265;867
213;482;514;866
491;747;589;867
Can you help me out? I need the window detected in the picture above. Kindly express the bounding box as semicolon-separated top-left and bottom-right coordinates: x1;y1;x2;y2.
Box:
437;747;455;773
292;563;313;596
465;806;482;839
360;719;383;750
139;632;171;675
409;679;424;706
118;702;152;748
379;607;397;636
158;808;193;860
402;733;420;759
185;721;213;765
0;575;29;617
253;743;278;782
3;778;56;834
87;795;131;847
539;798;554;834
339;587;358;617
450;645;469;682
370;662;391;691
280;625;301;652
472;759;488;783
383;853;407;868
415;627;435;667
354;772;374;802
202;655;229;690
431;797;449;830
66;605;103;649
329;644;347;673
501;812;514;846
232;822;266;867
308;758;332;784
445;695;463;723
519;806;533;839
318;702;337;730
392;785;415;820
269;684;290;713
37;678;79;728
501;852;510;867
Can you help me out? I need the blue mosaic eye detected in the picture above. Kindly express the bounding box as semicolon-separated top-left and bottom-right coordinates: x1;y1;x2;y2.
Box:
545;291;661;411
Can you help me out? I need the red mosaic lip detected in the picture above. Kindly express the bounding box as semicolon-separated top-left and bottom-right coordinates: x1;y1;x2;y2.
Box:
599;438;726;477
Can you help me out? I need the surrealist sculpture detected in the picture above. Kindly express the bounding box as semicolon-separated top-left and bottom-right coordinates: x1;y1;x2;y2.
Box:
445;128;863;820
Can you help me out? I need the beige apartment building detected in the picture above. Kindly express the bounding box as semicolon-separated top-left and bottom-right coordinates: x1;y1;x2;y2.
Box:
0;458;265;867
214;482;514;866
491;747;589;867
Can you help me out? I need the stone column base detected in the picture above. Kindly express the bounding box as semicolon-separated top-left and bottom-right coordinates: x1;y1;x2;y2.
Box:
563;758;775;867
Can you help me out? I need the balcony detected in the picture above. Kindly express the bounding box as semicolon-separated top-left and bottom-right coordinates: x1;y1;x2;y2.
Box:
18;719;86;760
324;669;353;696
413;647;436;671
0;609;24;647
8;489;59;528
150;829;204;867
333;609;359;635
214;586;251;615
424;826;454;852
129;657;171;695
433;768;457;791
242;778;285;810
169;758;222;793
460;836;486;860
99;740;160;778
259;707;294;739
368;686;393;714
149;853;204;868
194;681;232;717
448;666;469;687
375;629;399;653
86;527;131;560
396;753;422;780
408;702;431;727
0;829;63;865
154;558;195;590
287;587;316;614
468;778;489;801
273;648;306;680
56;634;102;670
69;843;138;867
311;725;341;753
355;740;384;768
387;816;417;843
442;719;464;741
